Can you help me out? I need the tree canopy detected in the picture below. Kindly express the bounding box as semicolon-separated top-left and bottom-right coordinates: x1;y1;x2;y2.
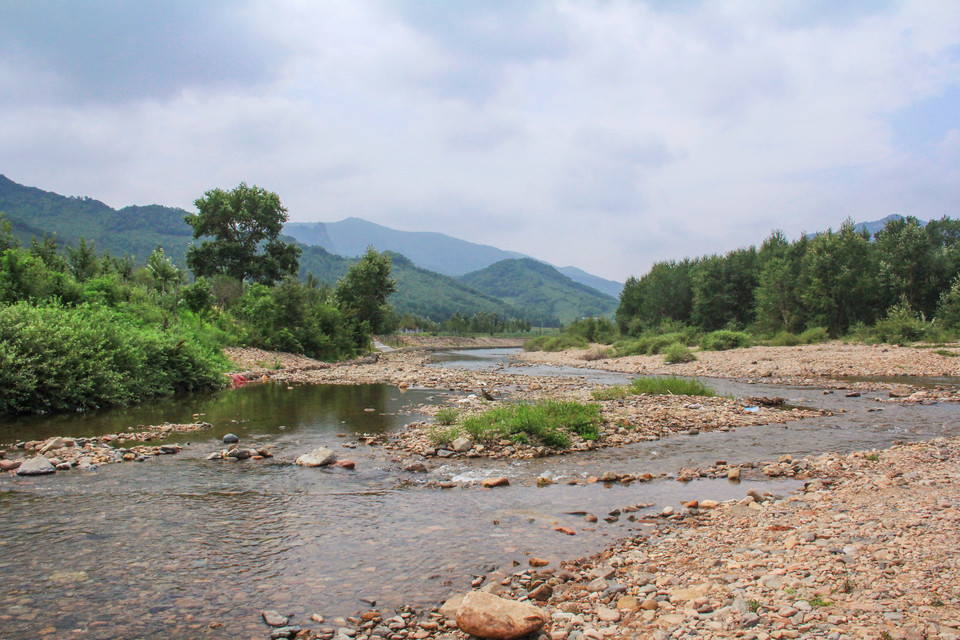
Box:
184;183;301;285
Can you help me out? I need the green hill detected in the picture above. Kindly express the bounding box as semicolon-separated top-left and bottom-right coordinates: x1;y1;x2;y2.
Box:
0;174;193;262
459;258;618;325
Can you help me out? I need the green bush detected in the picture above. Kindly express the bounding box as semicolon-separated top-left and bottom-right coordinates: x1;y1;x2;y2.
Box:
523;334;589;352
0;303;227;415
662;342;696;364
856;301;950;345
613;331;691;357
768;330;800;346
699;330;753;351
566;317;618;344
798;326;830;344
460;400;601;449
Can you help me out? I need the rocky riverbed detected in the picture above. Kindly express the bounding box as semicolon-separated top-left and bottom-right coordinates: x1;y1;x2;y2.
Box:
518;342;960;393
223;347;828;462
267;436;960;640
0;422;212;474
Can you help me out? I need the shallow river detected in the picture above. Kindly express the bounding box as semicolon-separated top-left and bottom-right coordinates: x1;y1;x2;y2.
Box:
2;349;959;639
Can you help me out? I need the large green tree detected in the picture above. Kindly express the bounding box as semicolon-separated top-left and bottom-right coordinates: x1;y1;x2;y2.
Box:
184;183;301;285
335;247;397;341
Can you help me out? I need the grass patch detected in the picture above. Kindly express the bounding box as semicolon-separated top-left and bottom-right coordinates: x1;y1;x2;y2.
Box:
935;349;958;357
592;376;715;400
523;334;589;352
435;407;459;425
460;400;601;449
427;423;462;445
809;596;832;608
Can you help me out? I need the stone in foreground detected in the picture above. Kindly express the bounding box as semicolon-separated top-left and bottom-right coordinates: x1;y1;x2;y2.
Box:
455;591;548;640
295;447;337;467
16;456;56;476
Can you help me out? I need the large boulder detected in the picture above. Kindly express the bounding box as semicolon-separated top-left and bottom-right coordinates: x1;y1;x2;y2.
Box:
295;447;337;467
455;591;548;640
16;457;56;476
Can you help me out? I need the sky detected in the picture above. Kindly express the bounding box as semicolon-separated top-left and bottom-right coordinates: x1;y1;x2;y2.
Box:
1;1;959;282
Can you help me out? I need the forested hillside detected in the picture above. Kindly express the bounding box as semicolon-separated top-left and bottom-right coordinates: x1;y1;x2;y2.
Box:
460;258;618;326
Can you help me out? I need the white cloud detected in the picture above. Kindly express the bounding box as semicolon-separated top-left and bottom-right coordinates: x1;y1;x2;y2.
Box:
1;0;959;281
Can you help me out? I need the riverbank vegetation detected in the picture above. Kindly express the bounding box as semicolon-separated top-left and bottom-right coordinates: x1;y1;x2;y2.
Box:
617;216;960;344
591;376;715;401
0;185;397;416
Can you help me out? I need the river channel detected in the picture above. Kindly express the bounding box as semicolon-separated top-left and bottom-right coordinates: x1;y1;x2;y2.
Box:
1;349;959;639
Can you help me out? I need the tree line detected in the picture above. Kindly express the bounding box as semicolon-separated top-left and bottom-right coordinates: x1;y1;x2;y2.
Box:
617;216;960;338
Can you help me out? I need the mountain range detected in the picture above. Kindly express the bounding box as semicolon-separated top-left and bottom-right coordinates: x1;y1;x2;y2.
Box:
0;174;618;324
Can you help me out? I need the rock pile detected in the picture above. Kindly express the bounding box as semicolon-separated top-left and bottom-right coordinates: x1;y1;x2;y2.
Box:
2;427;210;476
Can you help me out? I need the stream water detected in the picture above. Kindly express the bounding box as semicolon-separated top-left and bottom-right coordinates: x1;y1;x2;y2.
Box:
2;350;959;639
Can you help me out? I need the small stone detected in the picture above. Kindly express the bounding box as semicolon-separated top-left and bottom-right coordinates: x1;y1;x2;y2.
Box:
616;596;641;612
553;526;576;536
223;433;239;444
451;437;473;453
529;557;550;567
262;610;289;627
596;607;620;622
587;578;608;592
728;467;741;481
481;477;510;488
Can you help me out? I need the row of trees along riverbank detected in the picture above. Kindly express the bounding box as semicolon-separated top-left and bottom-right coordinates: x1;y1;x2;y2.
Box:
0;183;395;416
616;216;960;342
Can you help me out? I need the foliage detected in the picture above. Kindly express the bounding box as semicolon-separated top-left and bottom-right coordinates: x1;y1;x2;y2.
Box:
852;300;946;345
0;302;227;415
460;401;601;448
435;407;459;425
566;317;618;344
592;376;714;400
459;258;617;326
662;342;696;364
444;310;530;334
699;330;753;351
234;279;357;360
427;424;462;445
523;333;589;352
185;183;301;285
334;247;397;344
615;215;960;345
613;331;695;357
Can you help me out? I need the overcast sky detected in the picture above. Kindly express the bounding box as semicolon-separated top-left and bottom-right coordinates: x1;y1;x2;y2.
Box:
2;1;959;281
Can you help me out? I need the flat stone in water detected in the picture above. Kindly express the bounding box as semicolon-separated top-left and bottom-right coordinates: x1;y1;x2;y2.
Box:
16;457;56;476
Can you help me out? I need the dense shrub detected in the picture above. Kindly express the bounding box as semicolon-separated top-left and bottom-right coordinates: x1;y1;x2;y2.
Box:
0;303;227;415
662;342;696;364
566;317;618;344
699;330;753;351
